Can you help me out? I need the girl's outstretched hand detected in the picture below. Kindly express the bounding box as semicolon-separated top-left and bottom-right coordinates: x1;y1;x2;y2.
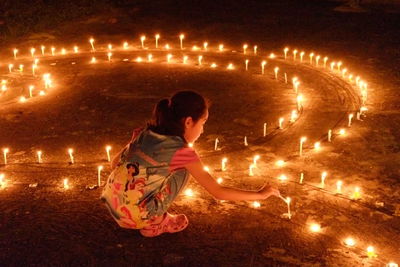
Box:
258;184;281;199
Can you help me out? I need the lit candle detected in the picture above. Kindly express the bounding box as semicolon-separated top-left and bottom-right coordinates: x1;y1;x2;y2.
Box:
244;136;248;146
316;55;320;66
167;54;172;63
30;48;35;58
183;55;188;64
74;46;78;53
179;34;185;49
323;56;328;68
210;63;217;68
367;246;377;258
339;128;346;135
13;48;18;59
337;61;342;71
285;197;291;219
51;47;55;56
89;38;95;51
219;44;224;52
387;263;398;267
61;48;66;55
105;145;112;162
184;188;194;197
19;64;24;73
278;174;287;181
300;51;305;62
344;237;355;247
342;68;347;78
29;85;34;97
294;81;300;93
0;173;4;187
314;142;321;150
284;73;288;84
188;143;193;148
284;47;289;59
293;49;298;60
227;63;234;70
261;61;266;74
164;44;170;50
221;157;228;171
31;64;36;76
68;148;74;164
279;117;284;129
37;150;42;163
198;55;203;66
290;110;298;122
253;45;257;54
299;136;307;156
320;171;327;188
276;160;284;167
243;44;248;54
19;96;26;103
309;52;314;64
249;164;255;176
336;180;342;194
253;155;260;167
245;59;249;71
356;112;361;121
328;129;332;142
136;57;143;63
123;42;129;49
310;223;321;233
216;177;223;184
263;122;267;137
296;94;303;111
98;165;103;186
299;173;304;184
252;201;261;208
269;53;276;59
203;42;208;50
107;52;112;62
352;186;361;200
348;113;354;127
3;148;9;165
39;90;45;96
34;58;39;65
63;178;69;189
140;35;146;49
91;57;96;63
330;61;336;70
274;67;279;80
8;64;13;73
148;54;153;62
155;34;160;48
214;138;219;151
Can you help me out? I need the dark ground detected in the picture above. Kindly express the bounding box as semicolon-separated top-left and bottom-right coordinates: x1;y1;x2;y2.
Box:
0;0;400;266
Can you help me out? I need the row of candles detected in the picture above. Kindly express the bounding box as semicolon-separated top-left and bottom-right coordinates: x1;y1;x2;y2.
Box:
2;36;396;264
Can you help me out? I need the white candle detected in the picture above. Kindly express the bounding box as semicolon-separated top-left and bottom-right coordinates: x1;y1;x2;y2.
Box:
310;223;321;233
219;44;224;52
300;173;304;184
198;55;203;66
68;148;74;164
0;173;4;187
31;65;36;76
98;165;103;186
336;180;342;194
210;63;217;68
279;117;284;129
61;48;66;55
316;55;320;66
252;201;261;208
155;34;160;48
344;237;355;247
3;148;9;165
179;34;184;49
107;52;112;62
261;61;266;74
286;197;292;218
243;44;248;54
328;129;332;142
348;113;354;127
74;46;78;53
227;63;234;70
290;110;298;122
337;61;342;71
321;171;327;188
352;186;361;199
8;64;13;73
202;42;207;51
274;67;279;80
105;146;112;162
263;122;267;137
19;96;26;103
296;94;303;111
123;42;129;49
342;68;347;78
323;56;328;68
167;54;172;63
89;38;95;51
299;137;307;156
148;54;153;62
91;57;96;63
330;62;335;70
221;157;228;171
13;49;18;59
253;155;260;167
214;138;219;151
183;55;188;64
244;136;248;146
216;177;223;184
278;174;287;181
37;150;42;163
19;64;24;73
253;45;257;54
63;178;69;189
339;128;346;135
300;51;305;62
29;85;34;97
245;59;249;71
276;160;284;167
284;47;289;59
293;49;298;60
367;246;377;258
140;35;146;49
30;48;35;58
51;47;55;56
314;142;321;150
249;164;255;176
284;73;288;84
309;52;314;64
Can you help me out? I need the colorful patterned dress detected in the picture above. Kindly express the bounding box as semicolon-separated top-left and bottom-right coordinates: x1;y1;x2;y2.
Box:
101;128;199;229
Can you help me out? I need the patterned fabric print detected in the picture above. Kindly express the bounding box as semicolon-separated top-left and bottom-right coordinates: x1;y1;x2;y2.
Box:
101;129;190;229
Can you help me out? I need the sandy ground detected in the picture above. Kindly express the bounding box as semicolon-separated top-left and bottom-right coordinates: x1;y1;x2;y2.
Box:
0;1;399;266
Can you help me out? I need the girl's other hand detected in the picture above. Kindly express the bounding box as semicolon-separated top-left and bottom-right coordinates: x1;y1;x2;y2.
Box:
258;184;280;199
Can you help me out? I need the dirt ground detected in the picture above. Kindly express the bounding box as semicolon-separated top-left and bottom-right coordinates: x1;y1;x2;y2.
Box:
0;1;399;266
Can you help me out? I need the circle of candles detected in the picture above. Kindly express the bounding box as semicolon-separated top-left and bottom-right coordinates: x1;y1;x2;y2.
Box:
310;223;321;233
221;157;228;171
184;188;193;197
344;237;356;247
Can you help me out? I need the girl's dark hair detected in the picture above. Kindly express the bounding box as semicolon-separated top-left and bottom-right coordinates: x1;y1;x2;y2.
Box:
147;91;209;139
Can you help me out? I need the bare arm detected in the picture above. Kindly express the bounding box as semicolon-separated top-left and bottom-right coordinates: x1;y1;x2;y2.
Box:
185;160;280;201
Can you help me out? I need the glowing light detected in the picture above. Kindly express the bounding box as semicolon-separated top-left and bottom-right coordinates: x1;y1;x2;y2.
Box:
105;146;112;162
155;34;160;48
243;44;248;54
0;173;5;188
300;51;305;62
297;94;303;111
164;44;170;50
183;55;188;64
314;142;321;150
19;64;24;73
252;201;261;208
276;160;285;167
216;177;223;184
245;59;249;71
244;136;248;146
61;48;66;55
339;128;346;135
13;48;18;59
136;57;143;63
227;63;234;70
323;56;328;68
352;187;361;200
192;45;199;51
253;155;260;167
249;164;255;176
285;197;291;219
274;67;279;79
91;57;96;63
198;55;203;66
32;64;37;76
337;61;342;71
167;54;172;63
218;44;224;52
309;52;314;64
203;166;210;172
278;174;287;181
89;38;95;51
51;47;55;56
29;85;34;98
283;47;289;59
263;122;267;137
68;148;74;164
279;117;284;129
123;42;129;49
299;136;307;156
344;237;355;247
315;55;320;66
336;180;343;194
107;52;112;62
261;61;267;75
328;129;332;142
30;48;35;58
293;49;298;60
210;63;217;68
147;54;153;62
387;262;398;267
310;223;321;233
37;151;42;163
3;148;9;165
140;35;146;49
221;157;228;171
321;171;327;188
8;64;13;73
39;90;46;96
290;110;298;122
299;173;304;184
63;178;69;189
188;143;193;148
179;34;185;49
214;138;219;151
184;188;194;197
348;113;354;127
269;53;276;59
19;96;27;103
98;165;104;187
253;45;257;54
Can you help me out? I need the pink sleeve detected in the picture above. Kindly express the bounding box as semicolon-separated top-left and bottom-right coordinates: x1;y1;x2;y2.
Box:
131;127;144;142
169;147;200;172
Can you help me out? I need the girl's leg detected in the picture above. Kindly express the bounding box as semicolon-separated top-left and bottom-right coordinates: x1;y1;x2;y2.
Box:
140;213;189;237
